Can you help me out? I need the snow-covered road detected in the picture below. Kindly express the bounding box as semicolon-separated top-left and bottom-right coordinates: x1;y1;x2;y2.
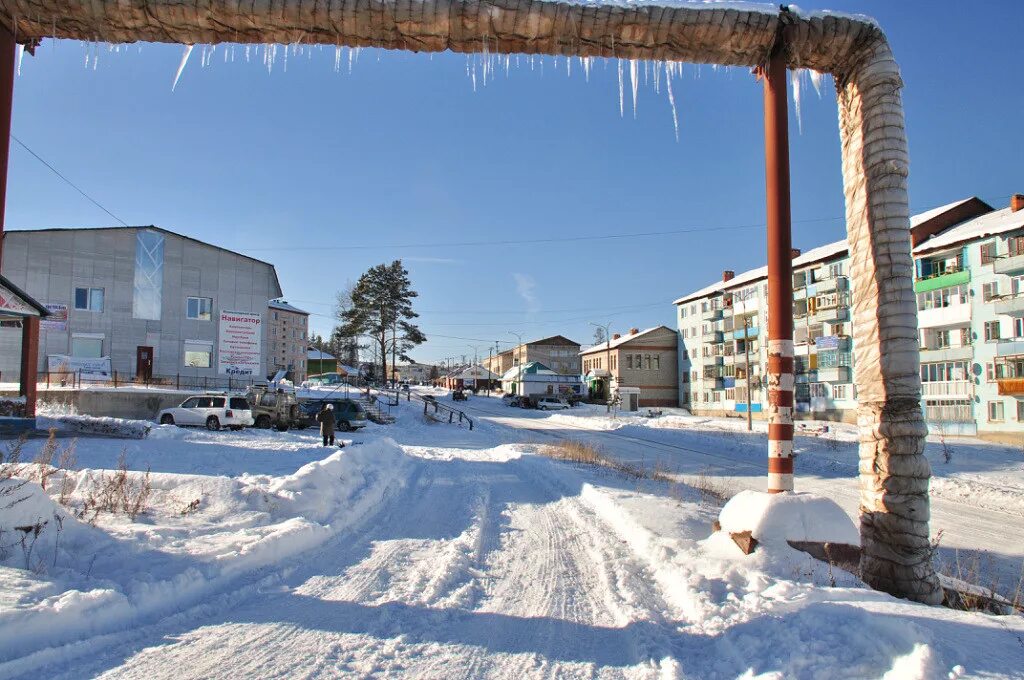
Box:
52;447;691;678
456;395;1024;593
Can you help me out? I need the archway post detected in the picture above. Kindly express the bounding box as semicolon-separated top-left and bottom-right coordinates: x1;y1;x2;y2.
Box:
762;38;796;495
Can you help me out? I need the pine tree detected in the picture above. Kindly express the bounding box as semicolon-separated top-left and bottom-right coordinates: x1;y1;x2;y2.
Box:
339;261;426;383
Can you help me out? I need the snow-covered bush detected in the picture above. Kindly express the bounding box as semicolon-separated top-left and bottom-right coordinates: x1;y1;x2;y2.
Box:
44;414;151;439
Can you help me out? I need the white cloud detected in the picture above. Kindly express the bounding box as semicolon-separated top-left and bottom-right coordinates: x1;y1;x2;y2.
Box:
513;273;540;313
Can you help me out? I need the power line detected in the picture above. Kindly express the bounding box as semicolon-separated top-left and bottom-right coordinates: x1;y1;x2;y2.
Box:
11;134;129;227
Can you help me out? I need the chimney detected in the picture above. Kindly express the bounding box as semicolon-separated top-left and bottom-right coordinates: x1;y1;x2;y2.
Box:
791;248;801;259
1012;194;1024;213
629;327;639;335
722;270;735;282
611;333;621;340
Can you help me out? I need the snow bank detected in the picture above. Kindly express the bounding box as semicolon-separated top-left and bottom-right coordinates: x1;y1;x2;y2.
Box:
0;439;415;668
718;490;859;545
38;414;152;439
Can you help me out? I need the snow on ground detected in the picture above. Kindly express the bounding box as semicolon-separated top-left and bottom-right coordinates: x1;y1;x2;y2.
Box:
0;391;1022;678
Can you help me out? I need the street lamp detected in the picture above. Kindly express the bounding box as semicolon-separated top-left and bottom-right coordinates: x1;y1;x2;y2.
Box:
589;322;613;413
508;331;523;396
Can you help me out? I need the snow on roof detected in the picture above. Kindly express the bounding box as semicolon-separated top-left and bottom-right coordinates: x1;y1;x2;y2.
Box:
909;197;976;229
913;206;1024;255
307;348;336;360
580;326;673;354
269;299;309;315
673;239;848;305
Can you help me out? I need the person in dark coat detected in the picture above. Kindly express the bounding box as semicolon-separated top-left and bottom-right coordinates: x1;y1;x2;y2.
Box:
316;403;335;446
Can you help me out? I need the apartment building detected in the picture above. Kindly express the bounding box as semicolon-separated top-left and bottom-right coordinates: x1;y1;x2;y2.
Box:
485;335;581;377
267;299;309;382
913;194;1024;436
579;326;678;406
676;242;859;422
676;195;1024;437
0;226;282;381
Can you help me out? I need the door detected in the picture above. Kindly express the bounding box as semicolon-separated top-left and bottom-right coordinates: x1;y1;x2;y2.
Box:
137;346;154;381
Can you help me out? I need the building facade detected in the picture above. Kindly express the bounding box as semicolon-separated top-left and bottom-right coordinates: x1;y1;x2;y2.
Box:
676;195;1024;437
485;335;581;377
267;300;309;382
0;226;282;382
579;326;678;406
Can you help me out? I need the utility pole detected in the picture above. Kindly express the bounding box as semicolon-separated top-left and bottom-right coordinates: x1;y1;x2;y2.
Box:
508;331;523;396
589;322;613;413
744;315;752;432
487;345;493;396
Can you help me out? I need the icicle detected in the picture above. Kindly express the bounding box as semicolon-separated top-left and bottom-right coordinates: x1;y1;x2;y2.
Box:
583;56;591;82
471;57;477;92
284;42;289;73
505;54;510;78
791;69;803;133
200;45;207;68
172;45;194;91
245;45;251;63
334;46;342;73
566;55;571;78
629;59;639;119
15;44;23;76
665;62;679;142
809;69;824;98
617;59;624;118
653;60;660;94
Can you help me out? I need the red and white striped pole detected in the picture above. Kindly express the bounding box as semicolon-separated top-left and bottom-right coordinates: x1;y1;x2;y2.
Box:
762;38;795;494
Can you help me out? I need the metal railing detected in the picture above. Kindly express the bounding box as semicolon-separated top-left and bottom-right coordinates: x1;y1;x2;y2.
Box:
921;381;973;398
36;371;264;392
408;392;473;430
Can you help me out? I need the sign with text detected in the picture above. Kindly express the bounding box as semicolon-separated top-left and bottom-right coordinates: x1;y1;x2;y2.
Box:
41;303;68;331
217;310;262;376
46;354;112;380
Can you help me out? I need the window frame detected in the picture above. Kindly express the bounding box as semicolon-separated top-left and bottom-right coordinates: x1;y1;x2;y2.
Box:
74;286;105;312
186;296;214;321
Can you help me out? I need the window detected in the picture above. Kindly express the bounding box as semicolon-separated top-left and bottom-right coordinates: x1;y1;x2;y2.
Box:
809;383;828;398
1019;401;1024;422
187;296;213;320
982;282;999;302
725;388;735;400
986;363;995;382
229;397;249;410
988;401;1005;422
184;341;213;368
984;321;1001;342
70;335;103;358
1015;317;1024;339
934;330;951;349
133;230;164;320
74;287;104;312
980;241;997;265
832;384;848;400
653;355;661;370
180;397;200;408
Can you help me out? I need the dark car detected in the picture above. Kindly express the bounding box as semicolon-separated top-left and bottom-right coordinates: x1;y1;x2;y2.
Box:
299;399;368;431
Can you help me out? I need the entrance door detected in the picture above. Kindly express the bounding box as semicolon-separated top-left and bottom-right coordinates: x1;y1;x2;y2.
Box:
137;346;154;381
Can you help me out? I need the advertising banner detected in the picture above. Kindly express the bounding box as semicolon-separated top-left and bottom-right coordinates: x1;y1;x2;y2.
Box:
217;310;262;376
46;354;112;380
41;303;68;331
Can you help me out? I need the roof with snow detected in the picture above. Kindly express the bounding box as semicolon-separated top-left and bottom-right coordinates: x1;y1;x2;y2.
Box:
307;349;336;360
500;362;558;381
579;325;676;354
913;207;1024;255
910;198;978;228
454;365;499;380
269;299;309;315
673;240;848;306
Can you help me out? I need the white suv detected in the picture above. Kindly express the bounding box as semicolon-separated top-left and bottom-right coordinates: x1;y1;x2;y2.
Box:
536;396;570;411
158;393;254;431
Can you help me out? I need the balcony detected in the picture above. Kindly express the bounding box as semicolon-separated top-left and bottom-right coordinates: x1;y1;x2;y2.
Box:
702;330;724;342
997;378;1024;396
817;367;851;383
914;268;970;294
813;276;849;294
917;303;971;328
994;253;1024;276
997;340;1024;357
994;293;1024;317
813;335;851;352
920;345;973;363
702;306;723;321
921;381;973;398
810;307;850;324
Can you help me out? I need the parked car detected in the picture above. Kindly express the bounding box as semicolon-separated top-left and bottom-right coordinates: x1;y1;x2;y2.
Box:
298;399;368;431
158;393;254;431
536;396;570;411
247;386;308;431
400;382;410;392
501;394;520;407
452;389;468;402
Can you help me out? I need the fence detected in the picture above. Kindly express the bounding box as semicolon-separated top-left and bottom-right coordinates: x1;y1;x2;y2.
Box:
36;371;264;392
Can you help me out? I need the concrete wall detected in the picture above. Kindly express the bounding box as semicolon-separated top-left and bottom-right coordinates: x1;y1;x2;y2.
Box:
0;228;280;382
1;388;195;420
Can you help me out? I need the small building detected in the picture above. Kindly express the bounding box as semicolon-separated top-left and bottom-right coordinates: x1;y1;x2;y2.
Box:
579;326;679;407
441;365;498;391
392;362;433;384
486;335;581;377
267;299;309;382
307;348;337;376
501;361;583;400
0;226;283;384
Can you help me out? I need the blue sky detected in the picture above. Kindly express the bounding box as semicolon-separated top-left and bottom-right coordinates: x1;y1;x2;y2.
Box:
7;1;1022;363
